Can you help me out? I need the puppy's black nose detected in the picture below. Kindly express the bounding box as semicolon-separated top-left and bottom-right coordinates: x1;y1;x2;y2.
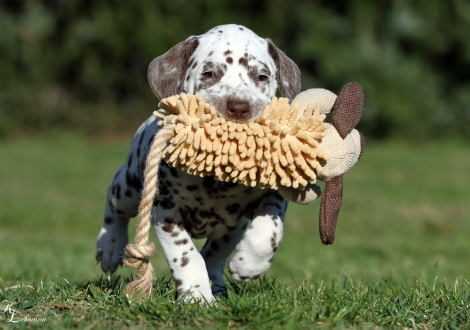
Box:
227;100;250;117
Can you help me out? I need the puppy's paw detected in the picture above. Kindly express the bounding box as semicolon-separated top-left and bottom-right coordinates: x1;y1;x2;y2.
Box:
96;219;129;273
176;281;215;304
227;250;273;282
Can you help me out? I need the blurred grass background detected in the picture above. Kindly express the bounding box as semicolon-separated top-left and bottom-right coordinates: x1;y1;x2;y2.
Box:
0;137;469;287
0;0;469;287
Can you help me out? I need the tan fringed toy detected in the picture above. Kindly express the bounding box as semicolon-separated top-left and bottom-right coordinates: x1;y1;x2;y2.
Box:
124;83;364;297
154;93;329;191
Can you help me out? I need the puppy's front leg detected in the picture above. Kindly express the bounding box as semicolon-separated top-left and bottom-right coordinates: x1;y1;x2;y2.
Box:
228;192;288;282
153;214;214;303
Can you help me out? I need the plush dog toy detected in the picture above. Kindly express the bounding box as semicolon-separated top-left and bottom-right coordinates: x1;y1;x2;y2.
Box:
124;83;364;297
277;83;364;244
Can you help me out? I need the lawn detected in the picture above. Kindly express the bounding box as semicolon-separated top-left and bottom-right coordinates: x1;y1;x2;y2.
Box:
0;134;469;329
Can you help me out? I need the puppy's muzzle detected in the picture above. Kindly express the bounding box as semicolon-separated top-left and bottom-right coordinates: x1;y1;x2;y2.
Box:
226;100;250;121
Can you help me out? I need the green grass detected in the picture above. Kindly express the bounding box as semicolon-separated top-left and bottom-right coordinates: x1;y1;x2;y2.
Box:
0;134;469;329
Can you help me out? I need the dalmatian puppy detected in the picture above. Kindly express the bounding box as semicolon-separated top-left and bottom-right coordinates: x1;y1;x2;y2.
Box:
96;24;301;303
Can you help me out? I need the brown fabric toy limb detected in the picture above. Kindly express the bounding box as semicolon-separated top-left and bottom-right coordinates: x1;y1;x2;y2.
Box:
319;83;364;245
331;82;364;139
319;175;342;244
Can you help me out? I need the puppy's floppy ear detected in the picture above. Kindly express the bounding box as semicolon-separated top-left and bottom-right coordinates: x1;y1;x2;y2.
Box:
148;36;199;100
267;39;301;101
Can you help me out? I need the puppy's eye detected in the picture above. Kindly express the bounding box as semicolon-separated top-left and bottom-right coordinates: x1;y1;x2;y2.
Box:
257;75;268;81
203;71;217;79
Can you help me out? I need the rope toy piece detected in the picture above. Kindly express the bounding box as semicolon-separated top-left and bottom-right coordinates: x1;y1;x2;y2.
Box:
124;83;365;298
123;125;174;297
155;93;329;190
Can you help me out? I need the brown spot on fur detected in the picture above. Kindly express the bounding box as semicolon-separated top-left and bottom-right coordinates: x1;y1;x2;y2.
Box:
271;216;278;227
175;278;182;288
239;57;248;67
181;256;189;267
175;239;189;245
162;220;175;233
174;278;184;297
226;57;233;64
161;197;175;210
271;232;278;252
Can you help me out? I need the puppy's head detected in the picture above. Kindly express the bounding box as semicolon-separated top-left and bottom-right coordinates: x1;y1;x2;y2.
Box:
148;24;301;122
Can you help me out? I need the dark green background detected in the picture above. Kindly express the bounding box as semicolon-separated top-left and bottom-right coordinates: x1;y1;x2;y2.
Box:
1;0;469;140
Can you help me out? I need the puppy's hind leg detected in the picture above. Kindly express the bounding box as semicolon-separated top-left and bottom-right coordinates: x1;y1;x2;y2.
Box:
200;217;249;296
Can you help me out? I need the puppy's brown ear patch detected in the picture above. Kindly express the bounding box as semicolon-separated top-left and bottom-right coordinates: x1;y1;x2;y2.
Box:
266;39;301;101
148;36;199;100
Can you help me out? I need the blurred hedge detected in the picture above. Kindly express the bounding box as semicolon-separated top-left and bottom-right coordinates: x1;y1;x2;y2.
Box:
1;0;469;139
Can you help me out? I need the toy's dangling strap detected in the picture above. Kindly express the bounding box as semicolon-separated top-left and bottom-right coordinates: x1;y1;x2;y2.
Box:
319;83;364;245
